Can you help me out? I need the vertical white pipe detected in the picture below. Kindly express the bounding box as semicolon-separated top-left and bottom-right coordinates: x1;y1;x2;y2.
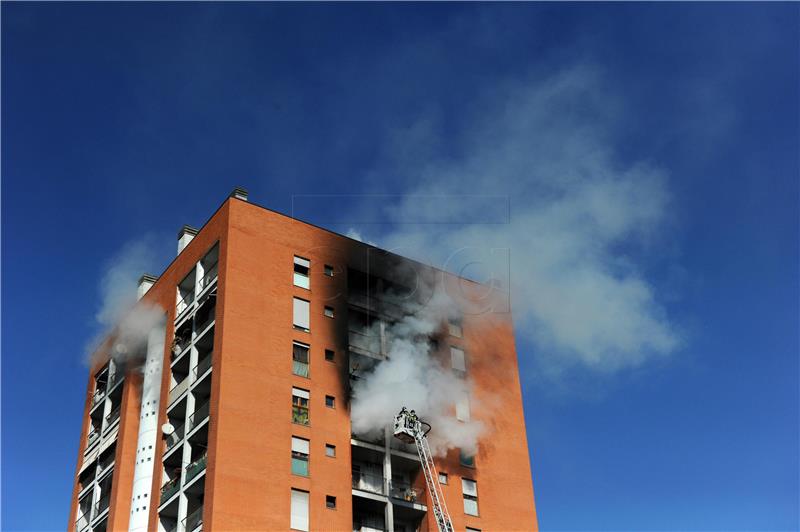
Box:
128;320;166;531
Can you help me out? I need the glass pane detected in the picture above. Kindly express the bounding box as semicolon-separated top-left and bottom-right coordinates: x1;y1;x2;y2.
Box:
291;457;309;476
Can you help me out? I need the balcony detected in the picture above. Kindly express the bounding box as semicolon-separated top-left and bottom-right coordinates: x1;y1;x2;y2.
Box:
187;401;209;433
199;262;218;291
107;370;123;391
352;469;385;496
176;291;194;318
185;453;207;483
168;378;190;406
160;477;180;504
91;390;105;408
93;494;110;519
76;514;90;532
183;506;204;532
104;406;120;430
348;330;381;356
193;356;212;380
165;423;185;451
86;429;100;448
389;480;423;504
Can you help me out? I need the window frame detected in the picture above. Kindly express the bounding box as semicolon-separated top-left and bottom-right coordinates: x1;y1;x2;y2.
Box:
293;256;311;290
293;297;311;332
292;387;310;425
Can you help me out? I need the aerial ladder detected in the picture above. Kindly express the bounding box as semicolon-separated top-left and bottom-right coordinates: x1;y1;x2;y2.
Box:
393;408;454;532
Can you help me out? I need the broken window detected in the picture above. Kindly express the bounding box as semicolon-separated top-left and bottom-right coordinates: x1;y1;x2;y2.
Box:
293;256;310;289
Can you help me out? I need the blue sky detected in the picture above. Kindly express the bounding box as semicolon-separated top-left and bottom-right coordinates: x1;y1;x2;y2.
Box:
2;3;798;530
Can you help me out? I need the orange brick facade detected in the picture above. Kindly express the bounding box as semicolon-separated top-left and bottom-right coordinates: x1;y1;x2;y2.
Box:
69;194;537;532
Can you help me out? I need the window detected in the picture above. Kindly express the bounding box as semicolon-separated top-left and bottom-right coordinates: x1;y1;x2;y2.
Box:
324;306;334;318
290;489;309;531
466;528;481;532
326;495;336;509
293;298;310;331
325;444;336;457
325;395;335;408
292;388;310;425
324;349;335;362
462;479;479;516
294;256;310;289
456;392;471;422
438;472;448;484
324;264;334;277
291;437;309;476
292;342;310;378
449;319;463;338
451;347;466;376
460;450;475;468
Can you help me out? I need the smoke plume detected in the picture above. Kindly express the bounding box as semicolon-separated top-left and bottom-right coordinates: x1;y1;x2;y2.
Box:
350;276;488;456
87;238;165;369
355;65;682;374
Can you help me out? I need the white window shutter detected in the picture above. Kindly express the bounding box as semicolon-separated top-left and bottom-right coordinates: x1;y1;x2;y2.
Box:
290;489;309;531
456;392;471;422
450;347;466;372
292;437;309;454
292;387;310;400
293;298;310;330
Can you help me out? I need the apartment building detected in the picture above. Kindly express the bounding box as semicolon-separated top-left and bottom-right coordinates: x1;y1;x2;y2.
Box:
69;189;537;532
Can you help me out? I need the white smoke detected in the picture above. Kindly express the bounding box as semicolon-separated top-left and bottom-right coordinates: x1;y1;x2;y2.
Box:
350;279;487;456
357;65;682;374
87;238;165;368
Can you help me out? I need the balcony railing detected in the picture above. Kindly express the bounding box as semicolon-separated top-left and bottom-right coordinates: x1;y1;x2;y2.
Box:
107;370;123;391
176;292;194;317
185;453;207;483
168;378;190;406
353;517;387;532
93;494;110;518
87;429;100;448
165;422;185;451
389;480;423;503
76;514;90;532
199;263;218;291
160;476;180;503
352;469;385;495
187;401;210;433
105;406;120;429
348;330;381;354
91;389;105;407
193;356;212;379
183;506;204;532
